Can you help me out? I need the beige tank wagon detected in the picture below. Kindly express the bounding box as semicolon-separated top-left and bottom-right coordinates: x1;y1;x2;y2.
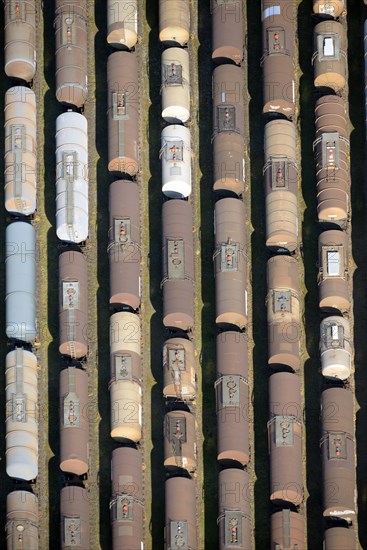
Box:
313;21;347;92
213;132;245;196
4;0;36;82
107;0;138;50
159;0;190;46
161;47;190;124
163;337;196;401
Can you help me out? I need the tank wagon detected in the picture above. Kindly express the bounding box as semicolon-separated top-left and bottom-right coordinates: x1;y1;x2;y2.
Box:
54;0;88;108
161;48;190;124
110;447;144;550
270;509;304;550
320;316;351;380
218;468;251;550
60;486;89;549
4;0;36;82
59;251;88;359
164;411;197;473
107;0;138;50
268;372;303;506
110;312;142;442
159;0;190;45
161;200;194;331
6;490;39;550
4;86;37;216
108;180;141;310
213;131;245;196
214;198;247;329
163;337;196;401
314;95;350;227
266;255;300;371
318;229;350;313
165;477;197;550
313;0;345;17
55;111;89;244
6;221;36;344
324;526;356;549
261;0;297;117
321;387;356;521
60;367;89;475
313;21;347;92
107;51;139;176
215;331;249;466
161;125;191;199
6;348;38;481
212;65;245;139
211;0;244;65
264;120;298;252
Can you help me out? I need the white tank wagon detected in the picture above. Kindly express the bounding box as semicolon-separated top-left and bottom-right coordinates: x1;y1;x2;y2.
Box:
6;490;39;549
320;316;351;381
6;221;36;343
4;0;36;82
107;0;138;49
159;0;190;46
160;125;191;198
55;112;88;244
110;312;142;442
5;348;38;481
161;47;190;123
4;86;37;216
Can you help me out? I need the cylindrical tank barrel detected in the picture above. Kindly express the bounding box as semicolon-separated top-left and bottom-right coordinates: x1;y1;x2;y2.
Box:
218;469;251;550
107;0;138;49
213;133;245;196
161;48;190;123
164;411;197;473
320;316;351;380
270;510;305;550
264;120;296;162
162;200;194;330
55;0;88;107
60;367;89;475
159;0;190;45
318;230;350;312
163;337;196;400
313;21;347;92
4;86;37;216
212;65;245;139
60;486;90;549
216;331;248;379
214;198;247;329
324;527;356;550
315;96;348;138
59;251;88;358
107;51;139;176
161;125;191;198
321;387;354;439
211;0;244;65
4;0;36;81
108;180;141;310
111;447;143;499
268;372;303;506
6;222;36;344
165;477;196;550
6;491;39;550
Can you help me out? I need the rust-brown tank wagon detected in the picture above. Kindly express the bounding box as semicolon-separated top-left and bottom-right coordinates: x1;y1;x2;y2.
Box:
324;526;356;549
218;469;251;550
164;411;197;473
212;65;245;140
6;491;39;550
163;337;196;401
110;312;142;442
4;0;36;82
60;486;89;549
165;477;197;550
320;316;352;380
161;48;190;124
60;367;89;476
213;132;245;196
161;200;194;331
107;51;139;176
318;230;350;313
216;331;248;379
108;180;141;310
261;1;297;117
313;21;347;92
110;447;144;550
321;387;356;521
214;198;247;329
4;86;37;216
107;0;138;50
266;255;300;371
159;0;190;46
54;0;88;108
268;372;303;506
313;0;345;17
59;251;88;359
270;510;305;550
211;0;244;65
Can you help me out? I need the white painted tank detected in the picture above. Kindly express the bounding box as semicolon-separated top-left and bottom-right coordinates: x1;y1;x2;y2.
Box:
320;316;351;380
107;0;138;49
110;312;141;356
161;47;190;123
6;222;36;343
55;112;88;243
161;125;191;198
